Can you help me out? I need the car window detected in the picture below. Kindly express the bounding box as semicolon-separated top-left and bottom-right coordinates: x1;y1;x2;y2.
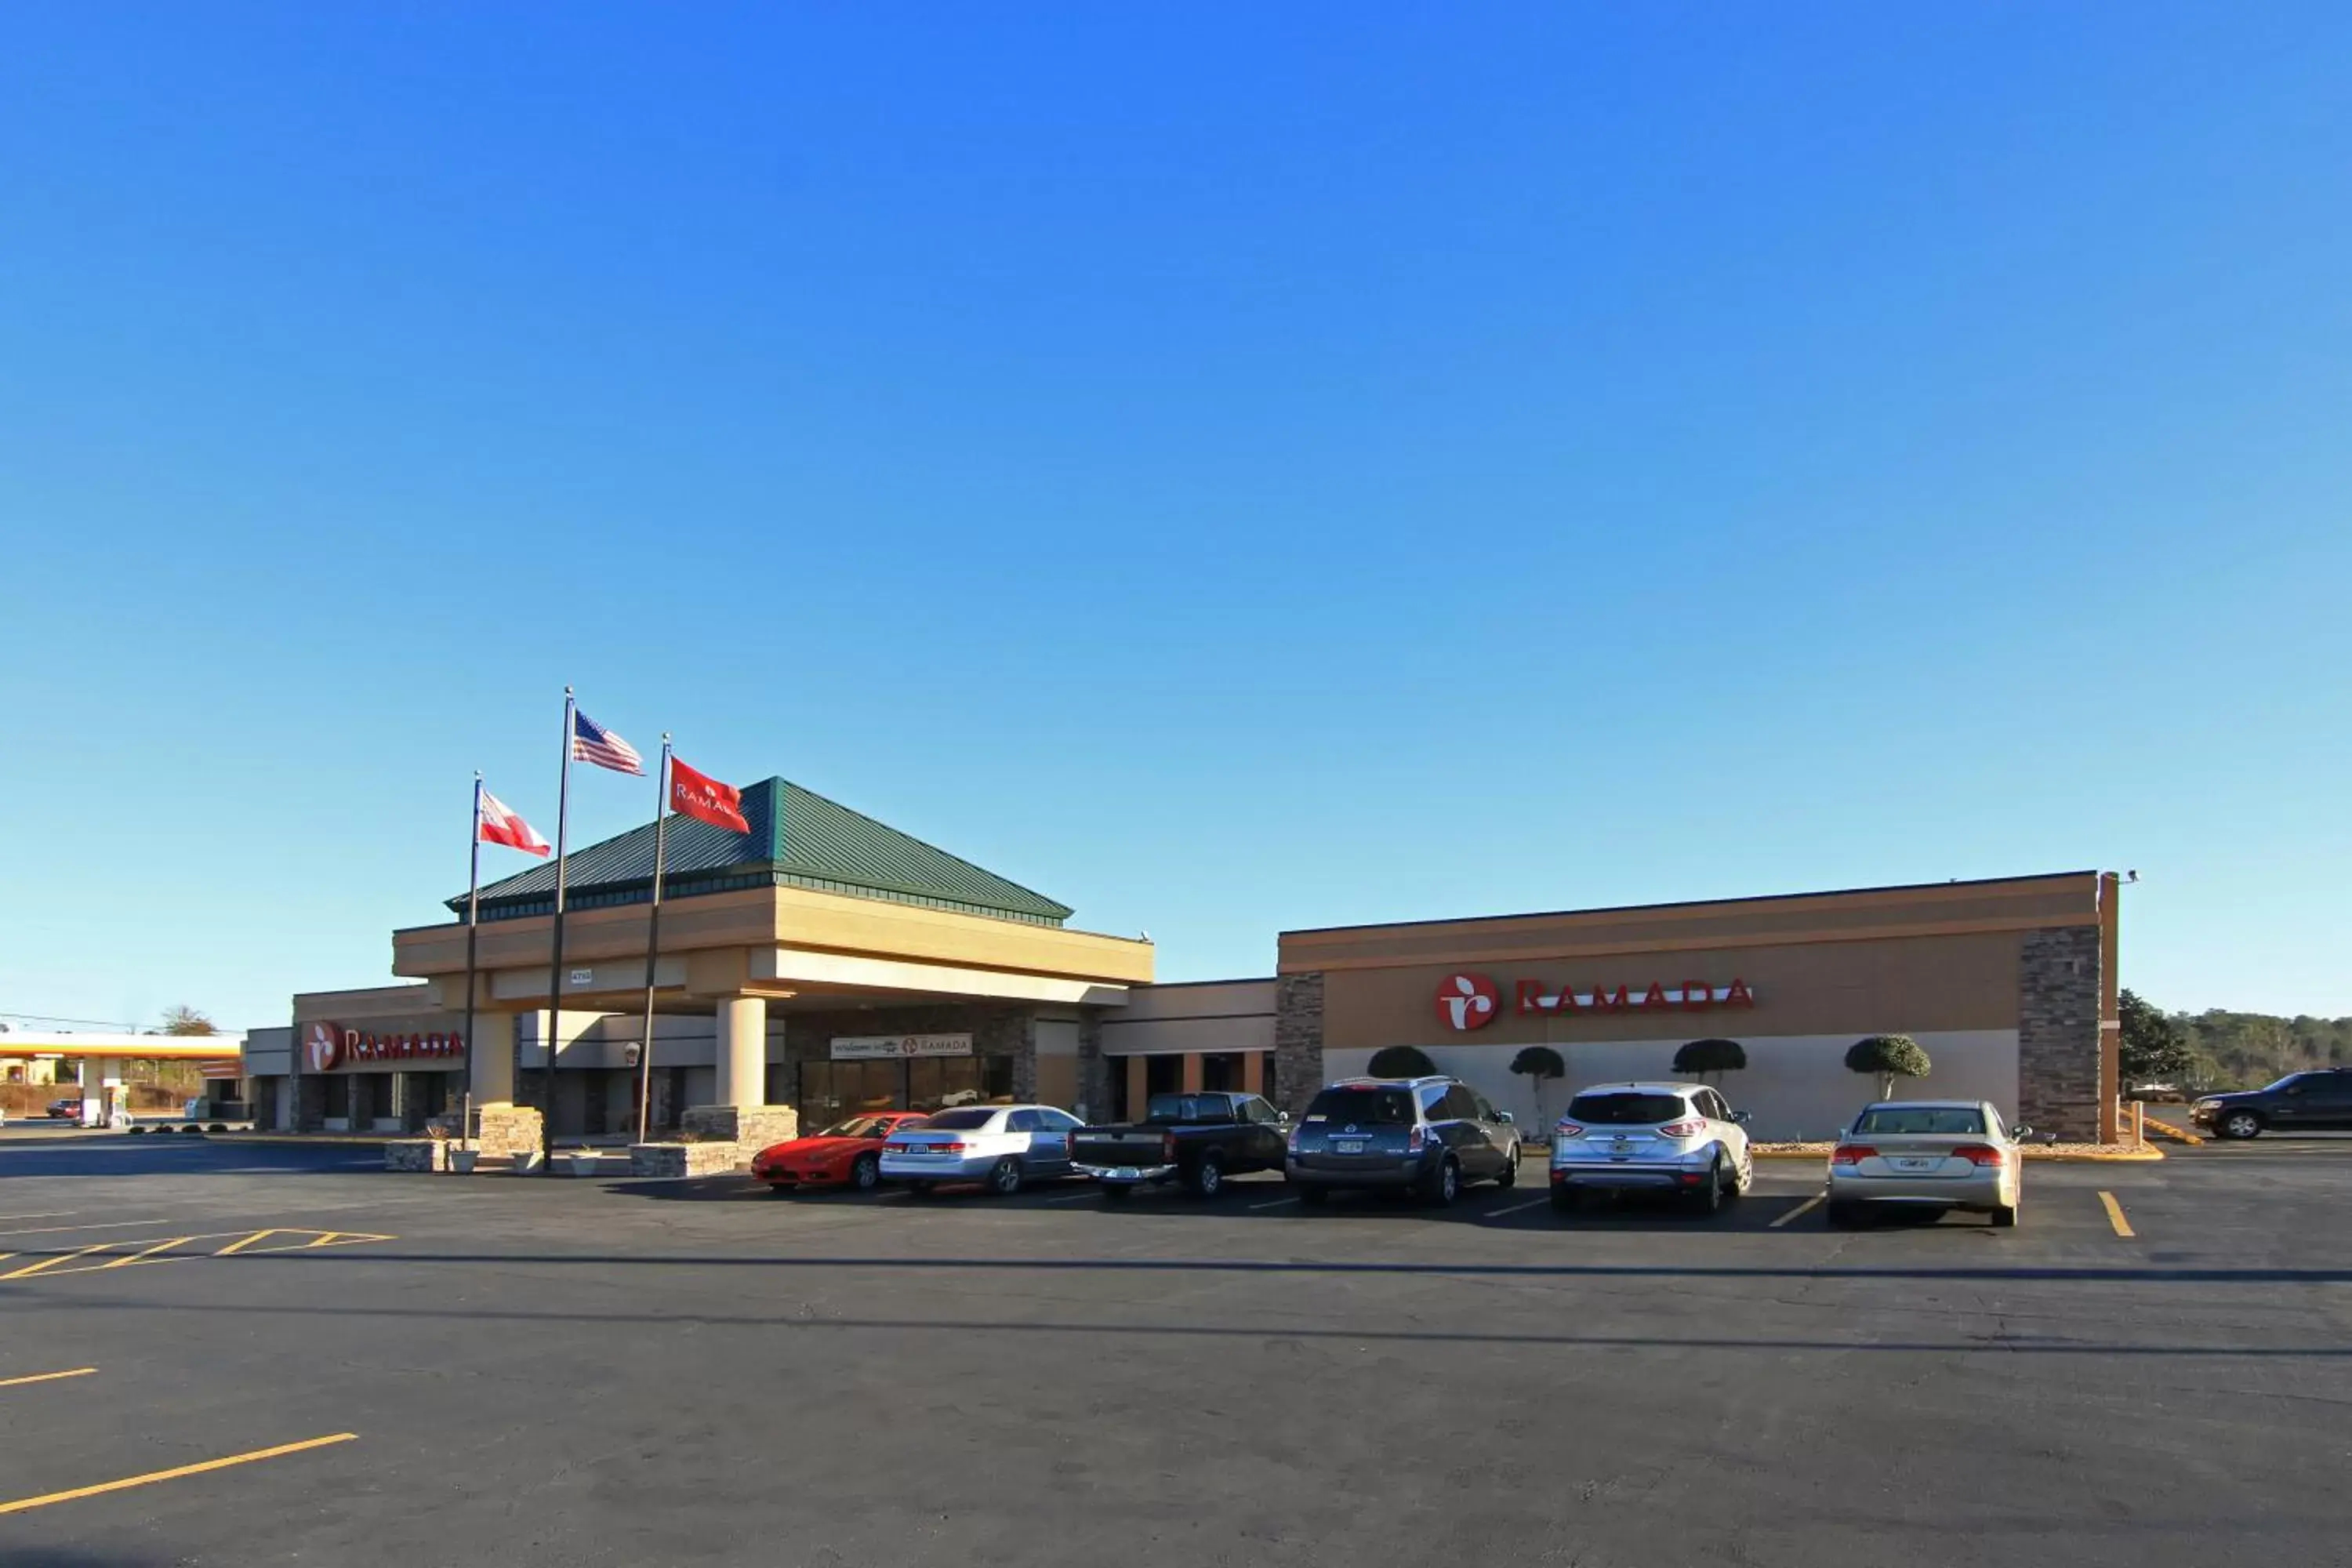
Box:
1042;1109;1083;1131
1566;1092;1686;1125
1239;1097;1276;1124
1305;1087;1415;1125
918;1107;998;1131
1851;1106;1987;1136
1007;1109;1043;1132
1417;1083;1450;1117
1439;1085;1479;1121
1472;1093;1499;1122
1145;1094;1232;1123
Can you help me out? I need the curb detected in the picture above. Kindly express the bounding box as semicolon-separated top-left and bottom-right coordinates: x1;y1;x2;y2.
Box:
2140;1115;2205;1145
202;1134;398;1149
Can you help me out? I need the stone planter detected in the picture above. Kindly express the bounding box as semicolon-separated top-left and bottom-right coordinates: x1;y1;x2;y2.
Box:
450;1149;479;1174
384;1139;447;1173
563;1153;601;1178
510;1149;543;1176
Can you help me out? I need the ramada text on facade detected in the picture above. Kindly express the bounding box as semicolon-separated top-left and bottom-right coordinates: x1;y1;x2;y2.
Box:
241;778;2125;1146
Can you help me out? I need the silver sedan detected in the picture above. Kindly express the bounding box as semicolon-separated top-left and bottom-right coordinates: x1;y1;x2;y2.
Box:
1825;1099;2031;1227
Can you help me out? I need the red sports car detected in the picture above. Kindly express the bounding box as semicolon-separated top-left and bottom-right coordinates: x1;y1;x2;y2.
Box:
752;1112;929;1193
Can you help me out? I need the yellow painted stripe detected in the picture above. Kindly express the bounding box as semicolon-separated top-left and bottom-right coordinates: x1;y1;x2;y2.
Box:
2098;1190;2135;1237
0;1367;97;1390
0;1433;357;1516
1;1244;118;1280
1771;1192;1827;1229
210;1229;278;1256
97;1236;196;1271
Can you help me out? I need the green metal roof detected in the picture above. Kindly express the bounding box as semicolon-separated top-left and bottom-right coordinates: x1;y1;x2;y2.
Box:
454;779;1074;927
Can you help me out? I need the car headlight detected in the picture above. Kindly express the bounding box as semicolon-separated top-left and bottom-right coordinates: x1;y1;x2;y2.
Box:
2194;1098;2221;1110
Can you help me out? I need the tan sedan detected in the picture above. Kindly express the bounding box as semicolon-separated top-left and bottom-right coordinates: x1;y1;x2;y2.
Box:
1826;1100;2031;1228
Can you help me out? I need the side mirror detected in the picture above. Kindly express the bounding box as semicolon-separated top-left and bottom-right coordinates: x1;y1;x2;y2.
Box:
1732;1109;1753;1124
2011;1123;2033;1141
1277;1110;1292;1125
1496;1110;1515;1124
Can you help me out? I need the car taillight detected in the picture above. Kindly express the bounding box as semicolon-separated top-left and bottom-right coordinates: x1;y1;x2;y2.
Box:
1951;1143;2005;1167
1554;1122;1584;1141
1286;1125;1301;1153
1163;1133;1177;1162
1406;1127;1427;1153
1657;1119;1706;1139
1831;1143;1875;1165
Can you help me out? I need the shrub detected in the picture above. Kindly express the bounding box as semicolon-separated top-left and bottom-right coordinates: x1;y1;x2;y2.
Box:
128;1126;147;1136
1508;1046;1566;1126
206;1123;228;1133
1673;1038;1748;1081
1846;1034;1932;1099
1366;1045;1438;1079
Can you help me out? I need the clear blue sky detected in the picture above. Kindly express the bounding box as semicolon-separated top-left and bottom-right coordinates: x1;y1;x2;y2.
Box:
3;5;2346;1033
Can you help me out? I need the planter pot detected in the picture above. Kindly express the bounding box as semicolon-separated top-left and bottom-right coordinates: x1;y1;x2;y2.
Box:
450;1149;479;1174
510;1150;543;1175
564;1154;601;1178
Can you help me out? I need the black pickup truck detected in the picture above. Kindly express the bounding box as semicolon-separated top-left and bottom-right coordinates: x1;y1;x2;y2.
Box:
1071;1091;1290;1200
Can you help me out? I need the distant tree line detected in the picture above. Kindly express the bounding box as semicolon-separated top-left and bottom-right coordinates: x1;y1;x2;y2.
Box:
2122;989;2352;1091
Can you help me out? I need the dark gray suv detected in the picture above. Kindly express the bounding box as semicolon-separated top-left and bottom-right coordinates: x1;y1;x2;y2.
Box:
1283;1076;1521;1206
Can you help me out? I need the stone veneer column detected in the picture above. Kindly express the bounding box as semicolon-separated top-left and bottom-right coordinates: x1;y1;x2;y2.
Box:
2018;926;2103;1142
1076;1012;1109;1121
715;994;768;1109
1274;971;1327;1115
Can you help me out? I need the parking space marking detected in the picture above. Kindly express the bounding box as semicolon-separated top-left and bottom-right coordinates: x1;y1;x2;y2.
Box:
1042;1191;1099;1204
1772;1193;1828;1229
0;1432;358;1516
1248;1196;1299;1210
2098;1190;2136;1238
1485;1196;1549;1218
0;1211;79;1223
0;1218;186;1240
0;1367;96;1390
0;1228;397;1283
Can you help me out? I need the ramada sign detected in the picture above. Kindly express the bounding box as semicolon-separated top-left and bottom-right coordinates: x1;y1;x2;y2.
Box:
1434;973;1756;1031
304;1020;466;1072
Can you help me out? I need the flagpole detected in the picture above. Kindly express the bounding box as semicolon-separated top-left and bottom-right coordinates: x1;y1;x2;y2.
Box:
460;771;483;1168
635;735;672;1145
539;686;576;1171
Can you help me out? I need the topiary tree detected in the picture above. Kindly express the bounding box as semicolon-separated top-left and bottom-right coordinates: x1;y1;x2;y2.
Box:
1508;1045;1566;1127
1846;1034;1932;1099
1367;1045;1438;1079
1672;1037;1748;1084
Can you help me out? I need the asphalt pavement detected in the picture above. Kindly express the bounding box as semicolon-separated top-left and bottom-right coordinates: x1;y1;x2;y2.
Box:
2;1134;2347;1567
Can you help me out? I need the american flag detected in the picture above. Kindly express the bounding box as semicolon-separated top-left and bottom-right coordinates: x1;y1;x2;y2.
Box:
572;710;645;775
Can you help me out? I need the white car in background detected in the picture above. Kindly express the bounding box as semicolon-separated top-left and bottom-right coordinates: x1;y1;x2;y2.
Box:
880;1104;1083;1196
1548;1080;1754;1215
1827;1100;2029;1228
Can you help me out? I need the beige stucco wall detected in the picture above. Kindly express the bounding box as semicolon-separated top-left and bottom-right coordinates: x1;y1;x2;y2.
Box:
1099;978;1276;1057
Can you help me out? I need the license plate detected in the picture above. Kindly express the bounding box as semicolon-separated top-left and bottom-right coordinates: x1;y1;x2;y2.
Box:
1612;1141;1635;1154
1893;1156;1936;1171
1334;1138;1365;1155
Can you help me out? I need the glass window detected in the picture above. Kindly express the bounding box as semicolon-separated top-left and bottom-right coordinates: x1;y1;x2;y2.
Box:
1007;1109;1042;1132
982;1054;1016;1103
921;1107;1000;1131
1851;1107;1987;1136
1472;1093;1500;1122
1145;1094;1232;1123
1200;1052;1243;1092
1418;1083;1450;1117
1305;1087;1414;1125
1439;1085;1479;1121
910;1057;983;1112
1041;1109;1083;1131
1240;1096;1278;1124
1565;1092;1688;1126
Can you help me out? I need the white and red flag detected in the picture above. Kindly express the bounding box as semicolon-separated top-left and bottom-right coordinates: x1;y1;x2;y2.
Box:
477;789;553;857
670;755;750;833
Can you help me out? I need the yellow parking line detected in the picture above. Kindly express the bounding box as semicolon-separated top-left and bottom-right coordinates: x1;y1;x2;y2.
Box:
0;1244;118;1280
2098;1190;2135;1238
0;1367;96;1390
0;1432;358;1516
210;1229;278;1256
96;1236;197;1271
0;1218;182;1240
1771;1192;1827;1229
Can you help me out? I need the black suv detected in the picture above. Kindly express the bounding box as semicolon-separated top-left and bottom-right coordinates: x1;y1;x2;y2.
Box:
2191;1070;2352;1140
1283;1076;1521;1205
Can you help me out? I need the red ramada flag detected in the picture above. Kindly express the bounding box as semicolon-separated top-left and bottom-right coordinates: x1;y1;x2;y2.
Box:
670;756;749;833
477;789;553;857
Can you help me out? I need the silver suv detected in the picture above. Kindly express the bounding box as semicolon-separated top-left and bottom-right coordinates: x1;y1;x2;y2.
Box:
1548;1080;1753;1216
1285;1076;1521;1206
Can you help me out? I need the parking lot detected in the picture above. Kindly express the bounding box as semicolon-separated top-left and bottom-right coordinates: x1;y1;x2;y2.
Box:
2;1131;2348;1568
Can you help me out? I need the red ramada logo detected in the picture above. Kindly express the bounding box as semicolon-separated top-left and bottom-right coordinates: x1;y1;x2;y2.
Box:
1435;973;1501;1031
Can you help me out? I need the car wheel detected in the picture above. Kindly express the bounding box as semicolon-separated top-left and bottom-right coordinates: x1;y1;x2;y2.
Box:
1425;1157;1461;1207
1187;1152;1225;1199
850;1153;880;1192
1100;1182;1134;1204
1496;1145;1520;1188
2221;1109;2263;1141
1990;1201;2019;1229
1688;1156;1724;1216
1294;1183;1329;1206
987;1156;1024;1197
